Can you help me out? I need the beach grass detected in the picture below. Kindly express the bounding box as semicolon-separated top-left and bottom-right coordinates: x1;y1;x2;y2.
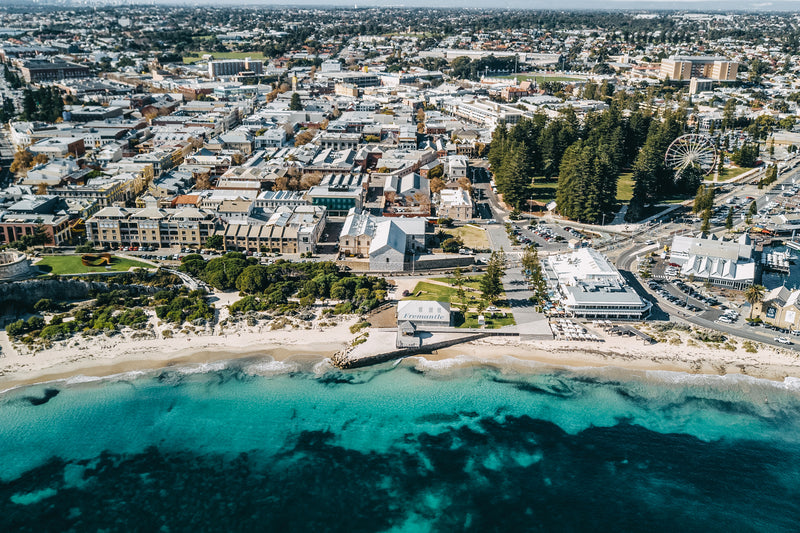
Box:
36;255;153;275
182;51;266;64
444;225;490;249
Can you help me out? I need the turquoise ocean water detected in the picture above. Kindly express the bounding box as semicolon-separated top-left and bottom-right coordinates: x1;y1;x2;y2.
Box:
1;354;800;532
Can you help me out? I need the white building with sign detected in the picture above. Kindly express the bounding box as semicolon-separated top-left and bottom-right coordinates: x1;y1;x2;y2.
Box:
396;300;452;328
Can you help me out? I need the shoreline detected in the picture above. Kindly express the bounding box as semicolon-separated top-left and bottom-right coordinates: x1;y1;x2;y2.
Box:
2;322;800;392
0;316;357;392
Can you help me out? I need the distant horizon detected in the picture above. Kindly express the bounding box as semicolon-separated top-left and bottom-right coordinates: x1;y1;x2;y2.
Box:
3;1;800;12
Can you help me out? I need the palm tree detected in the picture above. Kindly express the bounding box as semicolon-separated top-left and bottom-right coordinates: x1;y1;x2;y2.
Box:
744;284;766;320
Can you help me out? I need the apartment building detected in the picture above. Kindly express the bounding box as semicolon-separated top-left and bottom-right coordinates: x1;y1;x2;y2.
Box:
86;206;220;249
221;205;326;254
208;58;264;79
659;56;739;81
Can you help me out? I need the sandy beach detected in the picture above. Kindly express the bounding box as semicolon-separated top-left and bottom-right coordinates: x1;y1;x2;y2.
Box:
2;308;800;391
0;313;359;391
431;334;800;382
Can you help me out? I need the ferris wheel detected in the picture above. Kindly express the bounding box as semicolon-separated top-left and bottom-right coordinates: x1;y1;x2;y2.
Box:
664;134;717;176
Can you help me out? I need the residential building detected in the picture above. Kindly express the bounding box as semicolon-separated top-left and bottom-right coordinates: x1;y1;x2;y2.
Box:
221;205;326;254
86;206;220;249
659;56;738;81
208;58;264;78
255;190;307;210
753;287;800;331
19;59;90;83
306;173;366;216
0;196;73;246
438;188;474;221
48;174;139;207
28;137;85;158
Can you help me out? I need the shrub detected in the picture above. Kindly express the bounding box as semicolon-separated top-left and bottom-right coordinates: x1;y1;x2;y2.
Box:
349;320;370;334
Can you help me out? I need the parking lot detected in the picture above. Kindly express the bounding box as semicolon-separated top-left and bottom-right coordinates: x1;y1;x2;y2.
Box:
645;278;720;316
507;220;583;253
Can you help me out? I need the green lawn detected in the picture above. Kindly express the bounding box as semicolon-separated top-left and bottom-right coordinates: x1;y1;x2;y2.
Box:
404;281;459;302
183;51;267;64
530;178;557;203
37;255;153;275
444;225;490;249
617;172;634;202
457;312;516;329
713;166;751;182
529;172;635;205
431;276;483;291
406;280;507;309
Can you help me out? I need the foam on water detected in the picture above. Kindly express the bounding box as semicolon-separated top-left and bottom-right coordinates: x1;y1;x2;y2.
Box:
242;359;299;376
171;361;228;375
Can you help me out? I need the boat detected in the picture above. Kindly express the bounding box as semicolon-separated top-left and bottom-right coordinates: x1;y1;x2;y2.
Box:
785;240;800;252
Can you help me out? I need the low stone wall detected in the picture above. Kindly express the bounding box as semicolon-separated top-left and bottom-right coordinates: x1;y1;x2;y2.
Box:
0;252;31;281
413;255;475;270
336;255;475;274
0;278;162;315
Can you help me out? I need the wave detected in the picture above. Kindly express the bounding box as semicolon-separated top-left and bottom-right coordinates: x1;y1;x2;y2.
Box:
405;353;800;397
171;361;228;376
312;358;336;376
241;359;298;377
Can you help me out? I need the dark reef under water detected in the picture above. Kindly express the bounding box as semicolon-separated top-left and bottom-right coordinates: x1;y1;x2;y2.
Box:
2;416;800;532
2;362;800;532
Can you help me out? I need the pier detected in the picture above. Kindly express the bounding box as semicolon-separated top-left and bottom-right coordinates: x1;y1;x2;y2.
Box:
762;249;792;274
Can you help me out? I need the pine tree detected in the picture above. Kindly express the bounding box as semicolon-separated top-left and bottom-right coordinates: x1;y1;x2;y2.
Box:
488;122;507;172
21;89;36;121
480;251;505;304
701;207;711;233
496;141;531;210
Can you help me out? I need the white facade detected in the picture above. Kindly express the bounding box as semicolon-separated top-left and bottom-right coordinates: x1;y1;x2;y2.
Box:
438;188;474;221
669;234;755;290
369;219;407;272
546;248;651;319
396;300;452;328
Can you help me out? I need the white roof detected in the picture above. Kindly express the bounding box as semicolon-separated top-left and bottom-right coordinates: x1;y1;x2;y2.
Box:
369;220;406;255
440;188;471;207
397;300;451;322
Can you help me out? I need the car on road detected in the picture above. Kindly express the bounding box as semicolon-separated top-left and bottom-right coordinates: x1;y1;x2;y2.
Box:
486;306;500;312
775;337;793;345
